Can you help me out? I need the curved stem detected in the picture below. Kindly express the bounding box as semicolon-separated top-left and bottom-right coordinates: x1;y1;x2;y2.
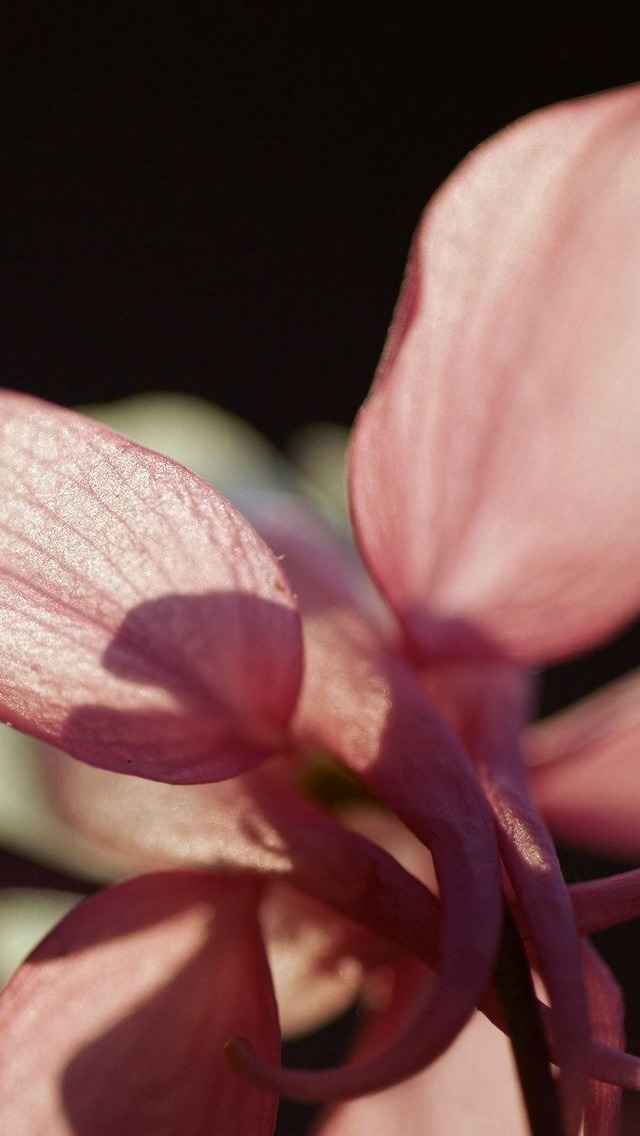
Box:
228;613;504;1101
452;665;590;1136
493;904;562;1136
582;942;625;1135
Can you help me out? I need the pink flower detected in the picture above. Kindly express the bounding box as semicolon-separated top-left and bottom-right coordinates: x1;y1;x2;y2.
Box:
1;81;640;1134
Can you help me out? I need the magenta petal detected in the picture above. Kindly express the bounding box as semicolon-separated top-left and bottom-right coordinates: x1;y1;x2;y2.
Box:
233;609;503;1101
317;959;530;1136
528;670;640;858
0;392;302;783
350;84;640;664
0;872;280;1135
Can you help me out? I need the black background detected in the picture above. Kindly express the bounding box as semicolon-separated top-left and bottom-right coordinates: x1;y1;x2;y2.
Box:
5;10;640;1133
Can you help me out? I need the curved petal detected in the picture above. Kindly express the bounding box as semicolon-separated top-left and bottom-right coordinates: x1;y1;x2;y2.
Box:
350;84;640;665
317;959;530;1136
0;728;133;880
43;745;444;999
230;608;503;1103
528;669;640;859
0;391;302;783
0;872;280;1135
239;488;504;1077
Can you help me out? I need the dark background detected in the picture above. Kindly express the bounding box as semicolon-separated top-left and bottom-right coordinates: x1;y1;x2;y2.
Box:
5;10;640;1132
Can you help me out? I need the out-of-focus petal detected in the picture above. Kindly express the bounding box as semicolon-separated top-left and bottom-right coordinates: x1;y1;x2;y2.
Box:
0;872;280;1135
316;958;529;1135
82;391;289;491
0;728;132;879
0;391;302;783
527;670;640;859
0;888;81;986
264;884;370;1039
350;84;640;665
237;489;391;632
288;422;351;526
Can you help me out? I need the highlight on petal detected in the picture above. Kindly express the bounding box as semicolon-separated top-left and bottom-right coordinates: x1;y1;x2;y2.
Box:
264;884;372;1040
350;83;640;665
0;872;280;1136
527;669;640;859
317;958;530;1136
0;391;303;783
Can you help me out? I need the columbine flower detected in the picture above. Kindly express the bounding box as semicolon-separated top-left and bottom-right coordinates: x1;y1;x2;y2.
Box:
1;80;640;1136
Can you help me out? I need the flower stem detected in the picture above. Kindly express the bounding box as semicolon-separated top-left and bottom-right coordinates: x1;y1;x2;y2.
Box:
494;904;563;1136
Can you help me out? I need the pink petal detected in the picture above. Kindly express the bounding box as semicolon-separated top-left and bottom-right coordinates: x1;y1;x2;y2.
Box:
264;804;436;1039
263;882;381;1039
426;662;589;1134
350;84;640;665
0;392;302;783
527;670;640;858
229;609;503;1101
234;489;393;632
317;959;530;1136
245;492;503;1058
0;871;280;1135
45;749;445;1008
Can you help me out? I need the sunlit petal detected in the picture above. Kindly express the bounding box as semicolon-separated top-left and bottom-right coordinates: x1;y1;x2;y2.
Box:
0;872;280;1135
0;391;302;783
350;84;640;664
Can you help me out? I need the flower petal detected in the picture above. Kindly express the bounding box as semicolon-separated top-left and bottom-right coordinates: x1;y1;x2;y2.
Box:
0;727;133;879
82;391;288;491
0;872;280;1135
229;609;503;1102
350;84;640;664
527;670;640;858
0;391;302;783
42;744;444;997
317;959;530;1136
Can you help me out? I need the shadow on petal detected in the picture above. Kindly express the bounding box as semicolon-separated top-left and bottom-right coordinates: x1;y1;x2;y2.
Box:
61;592;302;784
